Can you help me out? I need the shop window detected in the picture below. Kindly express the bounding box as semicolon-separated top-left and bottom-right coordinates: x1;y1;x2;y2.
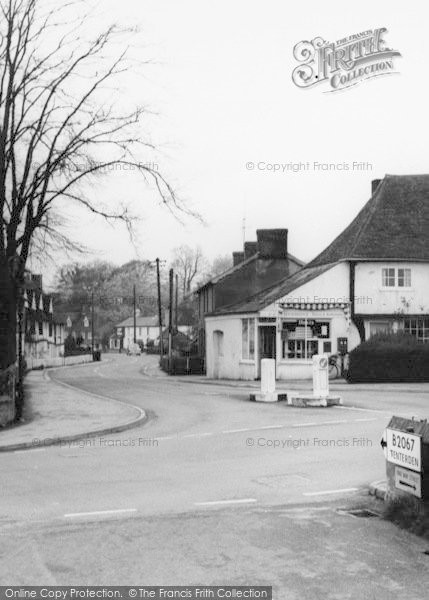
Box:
281;319;330;360
369;321;391;337
242;318;255;360
404;318;429;343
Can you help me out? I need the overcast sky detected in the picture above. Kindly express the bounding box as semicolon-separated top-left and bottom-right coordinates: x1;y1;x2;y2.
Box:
33;0;429;286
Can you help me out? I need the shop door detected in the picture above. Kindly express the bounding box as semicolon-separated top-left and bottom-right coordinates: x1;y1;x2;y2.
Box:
258;326;276;378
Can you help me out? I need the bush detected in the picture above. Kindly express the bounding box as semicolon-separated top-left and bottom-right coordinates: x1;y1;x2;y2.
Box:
347;332;429;383
384;495;429;540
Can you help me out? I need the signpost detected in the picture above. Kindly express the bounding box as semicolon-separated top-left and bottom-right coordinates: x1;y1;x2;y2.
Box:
382;417;428;503
394;466;422;498
385;428;421;472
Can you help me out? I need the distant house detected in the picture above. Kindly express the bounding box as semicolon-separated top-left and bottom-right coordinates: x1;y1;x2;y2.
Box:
205;176;429;380
62;312;96;348
195;229;304;357
23;273;65;363
112;315;160;350
113;312;193;351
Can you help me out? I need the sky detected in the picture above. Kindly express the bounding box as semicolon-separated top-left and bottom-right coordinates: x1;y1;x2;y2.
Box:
31;0;429;288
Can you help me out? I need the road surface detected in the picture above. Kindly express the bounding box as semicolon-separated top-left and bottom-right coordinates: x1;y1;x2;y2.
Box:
1;354;428;598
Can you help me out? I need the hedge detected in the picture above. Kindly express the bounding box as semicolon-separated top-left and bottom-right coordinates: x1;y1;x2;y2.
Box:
160;356;205;375
347;333;429;383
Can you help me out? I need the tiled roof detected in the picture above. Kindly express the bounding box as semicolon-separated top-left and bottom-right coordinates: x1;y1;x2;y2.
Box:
309;175;429;267
195;251;305;292
116;315;159;328
209;263;335;315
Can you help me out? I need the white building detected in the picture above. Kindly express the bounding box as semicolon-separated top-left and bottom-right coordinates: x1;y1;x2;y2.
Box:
205;175;429;380
113;314;193;351
23;274;65;363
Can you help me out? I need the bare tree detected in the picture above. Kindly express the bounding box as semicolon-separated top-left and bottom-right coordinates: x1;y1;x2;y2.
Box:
0;0;186;376
208;254;233;278
171;245;206;297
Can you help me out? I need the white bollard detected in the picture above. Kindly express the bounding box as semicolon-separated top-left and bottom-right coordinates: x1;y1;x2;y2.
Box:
312;354;329;398
249;358;280;402
261;358;276;395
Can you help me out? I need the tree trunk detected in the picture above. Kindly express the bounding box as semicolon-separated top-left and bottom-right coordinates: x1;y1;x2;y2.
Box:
0;256;17;370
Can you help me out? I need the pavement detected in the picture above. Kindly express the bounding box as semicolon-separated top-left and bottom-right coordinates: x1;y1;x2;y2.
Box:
0;365;146;452
1;354;428;595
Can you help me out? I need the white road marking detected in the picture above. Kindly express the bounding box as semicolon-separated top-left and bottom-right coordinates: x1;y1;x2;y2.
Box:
195;498;257;507
64;508;137;518
303;487;359;497
222;427;257;434
13;448;46;454
335;405;389;414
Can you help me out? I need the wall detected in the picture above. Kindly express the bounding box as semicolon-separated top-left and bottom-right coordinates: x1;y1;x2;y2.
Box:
206;315;257;380
26;354;92;370
355;262;429;314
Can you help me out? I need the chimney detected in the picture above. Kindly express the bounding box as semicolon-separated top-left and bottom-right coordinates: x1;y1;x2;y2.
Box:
232;251;245;266
244;241;258;260
371;179;382;194
257;229;288;259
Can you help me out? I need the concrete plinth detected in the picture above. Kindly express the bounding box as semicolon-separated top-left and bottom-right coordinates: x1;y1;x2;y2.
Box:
249;392;288;403
287;394;343;408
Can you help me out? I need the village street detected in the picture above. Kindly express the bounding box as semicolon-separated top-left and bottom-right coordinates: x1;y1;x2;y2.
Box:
1;354;429;597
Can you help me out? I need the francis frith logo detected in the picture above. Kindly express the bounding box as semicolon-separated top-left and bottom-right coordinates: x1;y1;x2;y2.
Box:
292;28;401;92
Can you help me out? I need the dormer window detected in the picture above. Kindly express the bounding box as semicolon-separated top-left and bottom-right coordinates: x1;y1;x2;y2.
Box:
382;267;411;288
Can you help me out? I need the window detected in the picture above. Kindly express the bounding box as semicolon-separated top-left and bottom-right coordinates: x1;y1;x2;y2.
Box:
369;321;391;337
398;268;411;287
281;319;329;360
382;268;395;287
38;321;43;335
48;323;53;337
404;318;429;343
382;267;411;287
241;318;255;360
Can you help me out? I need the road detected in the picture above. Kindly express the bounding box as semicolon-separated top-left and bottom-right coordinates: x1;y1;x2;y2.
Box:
1;354;429;597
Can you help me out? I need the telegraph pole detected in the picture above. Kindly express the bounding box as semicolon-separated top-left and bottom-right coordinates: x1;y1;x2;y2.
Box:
175;273;179;332
133;284;137;344
156;258;163;357
91;290;95;356
168;268;173;372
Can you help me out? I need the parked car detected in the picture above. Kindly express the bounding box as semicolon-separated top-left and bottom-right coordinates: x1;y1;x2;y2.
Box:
126;343;142;356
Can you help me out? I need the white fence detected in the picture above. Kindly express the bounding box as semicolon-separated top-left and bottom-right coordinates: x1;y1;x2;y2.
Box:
26;354;93;370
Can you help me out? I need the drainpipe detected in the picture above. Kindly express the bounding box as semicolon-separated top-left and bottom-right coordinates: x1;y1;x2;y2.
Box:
349;261;365;342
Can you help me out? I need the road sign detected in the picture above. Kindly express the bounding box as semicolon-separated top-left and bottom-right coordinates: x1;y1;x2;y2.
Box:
394;466;422;498
386;428;421;473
